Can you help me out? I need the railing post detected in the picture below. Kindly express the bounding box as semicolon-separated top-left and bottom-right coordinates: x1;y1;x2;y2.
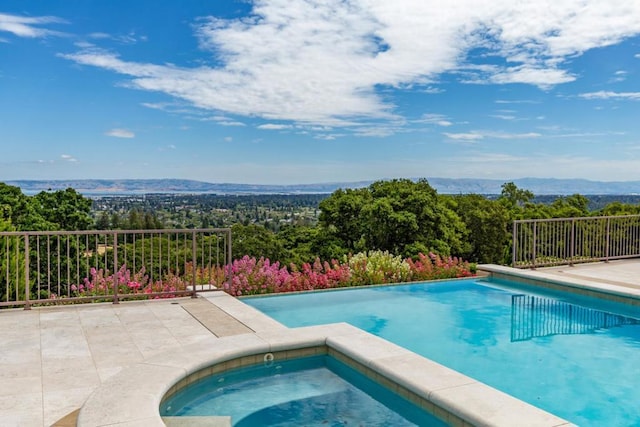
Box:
532;221;537;269
227;229;233;290
512;221;517;267
24;233;31;310
605;217;610;262
569;219;575;266
191;230;197;298
113;232;119;304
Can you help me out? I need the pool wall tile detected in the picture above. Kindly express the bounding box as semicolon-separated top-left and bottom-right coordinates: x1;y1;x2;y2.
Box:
257;322;353;351
163;416;232;427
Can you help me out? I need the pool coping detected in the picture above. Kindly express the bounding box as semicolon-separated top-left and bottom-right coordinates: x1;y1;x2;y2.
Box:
478;264;640;305
77;292;574;427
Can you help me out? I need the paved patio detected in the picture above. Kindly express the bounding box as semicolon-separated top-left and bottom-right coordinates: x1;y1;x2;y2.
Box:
1;259;639;427
0;293;273;427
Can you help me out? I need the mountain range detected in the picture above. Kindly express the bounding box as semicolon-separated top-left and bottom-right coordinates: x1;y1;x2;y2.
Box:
6;178;640;196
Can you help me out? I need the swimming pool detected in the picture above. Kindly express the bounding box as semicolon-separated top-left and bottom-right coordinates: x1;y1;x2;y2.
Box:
244;278;640;426
160;354;447;426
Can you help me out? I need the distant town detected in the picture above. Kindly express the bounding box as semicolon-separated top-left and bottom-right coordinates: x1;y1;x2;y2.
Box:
7;177;640;196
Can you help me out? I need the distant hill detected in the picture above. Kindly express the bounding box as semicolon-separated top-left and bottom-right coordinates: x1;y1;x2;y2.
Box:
5;177;640;196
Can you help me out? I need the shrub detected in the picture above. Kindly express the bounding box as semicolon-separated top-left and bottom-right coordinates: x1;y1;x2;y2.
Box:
346;250;411;286
61;251;475;300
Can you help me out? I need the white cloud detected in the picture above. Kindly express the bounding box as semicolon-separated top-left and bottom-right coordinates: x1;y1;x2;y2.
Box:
490;114;516;121
495;99;540;104
60;154;77;162
74;41;95;49
422;86;445;94
579;91;640;100
257;124;293;130
608;70;628;83
489;66;575;87
61;1;640;127
88;31;145;44
354;126;396;137
205;115;246;126
314;134;339;140
444;132;484;141
89;32;111;39
105;128;135;138
444;130;540;141
419;113;453;126
488;131;541;139
0;13;66;38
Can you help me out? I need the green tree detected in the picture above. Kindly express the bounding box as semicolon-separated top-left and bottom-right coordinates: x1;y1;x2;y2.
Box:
110;212;122;229
95;211;111;230
448;194;510;263
277;225;318;265
319;179;466;258
144;211;163;230
498;182;534;210
0;183;50;230
549;194;590;218
127;209;143;230
598;201;640;216
231;224;286;261
32;188;93;230
318;188;370;251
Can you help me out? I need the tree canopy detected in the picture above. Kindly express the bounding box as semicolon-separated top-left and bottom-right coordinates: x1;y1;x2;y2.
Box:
319;179;466;258
0;183;92;231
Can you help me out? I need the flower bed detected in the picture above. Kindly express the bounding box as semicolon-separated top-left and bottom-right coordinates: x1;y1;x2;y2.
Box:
67;251;475;299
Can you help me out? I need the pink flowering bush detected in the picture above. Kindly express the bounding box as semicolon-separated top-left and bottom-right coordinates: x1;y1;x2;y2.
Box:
222;256;352;296
347;250;411;286
406;252;475;281
63;251;474;300
70;265;187;299
219;251;473;297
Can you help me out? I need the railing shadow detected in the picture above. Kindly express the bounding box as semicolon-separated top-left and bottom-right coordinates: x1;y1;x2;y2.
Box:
511;294;640;342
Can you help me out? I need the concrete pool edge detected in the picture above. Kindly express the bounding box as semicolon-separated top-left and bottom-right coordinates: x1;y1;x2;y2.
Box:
479;263;640;305
77;294;573;427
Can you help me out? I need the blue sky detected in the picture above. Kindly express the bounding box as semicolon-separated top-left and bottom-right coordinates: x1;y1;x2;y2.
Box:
2;1;640;184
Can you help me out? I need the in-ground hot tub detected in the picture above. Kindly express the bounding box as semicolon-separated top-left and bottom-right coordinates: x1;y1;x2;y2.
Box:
160;352;447;426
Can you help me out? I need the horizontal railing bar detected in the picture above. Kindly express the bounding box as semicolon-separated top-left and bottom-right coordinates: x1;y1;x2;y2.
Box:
0;228;230;237
514;214;640;224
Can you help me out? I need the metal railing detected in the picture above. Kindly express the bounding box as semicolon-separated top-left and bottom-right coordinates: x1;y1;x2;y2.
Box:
0;228;231;309
512;215;640;268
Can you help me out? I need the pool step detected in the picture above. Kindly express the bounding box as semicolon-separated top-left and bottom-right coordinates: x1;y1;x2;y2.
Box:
163;416;231;426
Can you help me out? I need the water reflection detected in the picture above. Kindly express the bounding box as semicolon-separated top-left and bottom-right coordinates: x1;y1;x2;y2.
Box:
511;294;640;342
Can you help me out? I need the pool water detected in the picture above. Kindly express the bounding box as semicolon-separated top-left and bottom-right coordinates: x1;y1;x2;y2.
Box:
244;279;640;426
160;355;447;426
